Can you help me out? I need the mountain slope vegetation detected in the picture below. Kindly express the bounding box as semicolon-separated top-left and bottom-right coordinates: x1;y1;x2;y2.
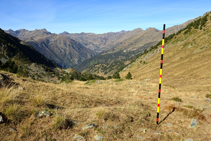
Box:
75;20;193;76
6;29;95;68
120;12;211;84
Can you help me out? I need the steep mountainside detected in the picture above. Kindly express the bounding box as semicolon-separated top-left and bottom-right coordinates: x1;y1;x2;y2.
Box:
0;28;60;82
6;20;192;72
74;20;193;75
5;29;95;68
120;12;211;84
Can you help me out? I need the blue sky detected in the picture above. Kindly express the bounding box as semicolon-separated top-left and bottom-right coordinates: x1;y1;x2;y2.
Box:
0;0;211;34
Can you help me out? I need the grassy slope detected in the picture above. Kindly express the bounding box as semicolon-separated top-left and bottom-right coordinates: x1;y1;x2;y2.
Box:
120;13;211;85
0;68;210;141
1;14;211;141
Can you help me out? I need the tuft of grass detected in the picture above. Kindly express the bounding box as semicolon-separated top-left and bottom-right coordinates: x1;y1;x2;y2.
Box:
21;125;31;136
85;79;96;84
61;79;72;84
52;112;72;130
171;97;182;102
32;95;45;107
163;84;175;88
206;94;211;99
96;110;107;119
177;107;206;121
4;103;21;120
53;114;66;130
0;90;12;106
184;105;194;109
115;79;124;82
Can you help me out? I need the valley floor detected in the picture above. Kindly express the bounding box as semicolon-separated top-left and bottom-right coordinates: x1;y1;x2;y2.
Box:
0;71;211;141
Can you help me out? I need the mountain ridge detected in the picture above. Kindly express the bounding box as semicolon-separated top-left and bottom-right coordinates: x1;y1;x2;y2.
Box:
6;29;95;68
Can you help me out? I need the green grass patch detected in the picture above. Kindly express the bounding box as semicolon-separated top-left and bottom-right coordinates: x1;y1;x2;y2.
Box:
163;84;175;88
206;94;211;99
184;105;194;109
115;79;124;82
60;79;72;84
85;79;97;84
171;97;182;102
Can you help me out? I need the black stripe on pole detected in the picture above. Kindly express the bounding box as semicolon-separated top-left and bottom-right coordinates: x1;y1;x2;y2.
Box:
163;24;165;39
161;54;163;60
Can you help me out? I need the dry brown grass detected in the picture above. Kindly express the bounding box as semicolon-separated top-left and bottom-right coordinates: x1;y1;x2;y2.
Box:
0;70;211;140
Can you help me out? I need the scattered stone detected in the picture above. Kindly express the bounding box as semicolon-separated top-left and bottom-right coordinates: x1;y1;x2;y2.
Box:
0;115;3;123
18;86;24;90
139;128;147;133
72;121;79;124
185;138;194;141
94;135;103;140
167;130;173;133
190;119;198;128
73;134;86;141
205;98;211;103
114;125;118;129
103;126;108;129
136;136;145;140
79;104;88;108
192;95;198;98
9;128;17;132
83;124;95;130
38;111;51;118
153;131;163;135
95;80;102;84
174;132;182;135
166;123;173;127
0;112;7;123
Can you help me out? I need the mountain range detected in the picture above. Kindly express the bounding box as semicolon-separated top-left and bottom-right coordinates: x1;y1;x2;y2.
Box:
5;19;193;75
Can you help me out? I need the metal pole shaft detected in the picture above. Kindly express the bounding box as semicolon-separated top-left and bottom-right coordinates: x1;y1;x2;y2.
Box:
157;24;165;125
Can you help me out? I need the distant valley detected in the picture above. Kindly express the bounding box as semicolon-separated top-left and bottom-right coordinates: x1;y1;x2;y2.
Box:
5;19;193;75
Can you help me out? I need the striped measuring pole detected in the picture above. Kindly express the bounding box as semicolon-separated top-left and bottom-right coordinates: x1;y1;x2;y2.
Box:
157;24;165;125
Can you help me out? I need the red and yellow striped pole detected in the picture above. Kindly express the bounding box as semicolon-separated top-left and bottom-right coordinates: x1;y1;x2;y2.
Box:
157;24;165;125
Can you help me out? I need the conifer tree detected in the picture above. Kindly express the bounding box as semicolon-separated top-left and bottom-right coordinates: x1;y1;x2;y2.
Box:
126;72;132;79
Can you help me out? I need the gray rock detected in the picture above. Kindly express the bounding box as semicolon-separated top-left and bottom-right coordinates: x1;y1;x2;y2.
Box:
83;124;95;130
38;111;51;118
0;115;3;123
166;123;172;127
18;86;24;90
153;131;163;135
190;119;198;128
73;134;86;141
72;121;79;124
0;112;6;123
136;136;145;140
167;130;173;133
94;135;103;140
185;138;194;141
174;132;182;135
9;128;17;132
103;126;108;129
205;98;211;103
192;95;198;98
114;125;118;129
95;80;102;84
